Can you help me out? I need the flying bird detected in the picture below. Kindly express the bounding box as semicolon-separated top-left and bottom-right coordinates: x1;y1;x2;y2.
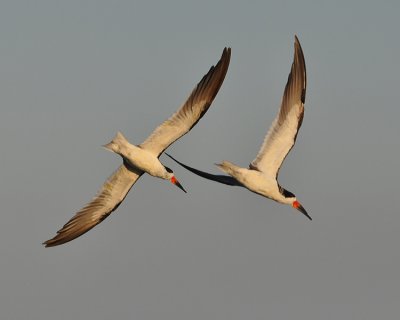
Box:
166;36;311;220
43;47;231;247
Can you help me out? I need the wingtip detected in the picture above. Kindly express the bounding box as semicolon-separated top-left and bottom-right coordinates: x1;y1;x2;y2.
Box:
218;47;231;66
292;35;306;93
294;35;304;53
221;47;232;65
42;231;82;248
223;47;232;55
294;35;302;51
42;239;56;248
42;232;66;247
165;152;179;163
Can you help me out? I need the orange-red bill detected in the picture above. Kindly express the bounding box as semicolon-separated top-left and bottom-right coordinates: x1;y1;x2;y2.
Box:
170;176;187;193
293;201;312;221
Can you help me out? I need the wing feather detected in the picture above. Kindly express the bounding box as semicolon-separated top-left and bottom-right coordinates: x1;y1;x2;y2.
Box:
250;36;306;177
140;48;231;156
165;153;242;186
43;164;143;247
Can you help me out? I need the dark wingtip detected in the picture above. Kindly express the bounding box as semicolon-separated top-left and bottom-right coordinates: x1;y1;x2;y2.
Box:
42;235;65;247
165;153;242;187
291;35;307;106
165;152;174;160
223;47;232;57
42;239;57;248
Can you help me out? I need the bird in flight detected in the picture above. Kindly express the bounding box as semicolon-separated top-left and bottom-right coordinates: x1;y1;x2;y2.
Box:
43;48;231;247
166;36;311;220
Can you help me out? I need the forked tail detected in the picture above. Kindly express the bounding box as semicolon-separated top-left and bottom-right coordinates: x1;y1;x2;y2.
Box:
215;160;239;176
103;131;129;154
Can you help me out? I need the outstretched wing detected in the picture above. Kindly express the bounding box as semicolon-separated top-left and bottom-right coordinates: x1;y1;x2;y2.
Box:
140;48;231;156
165;153;242;187
43;164;143;247
250;36;306;178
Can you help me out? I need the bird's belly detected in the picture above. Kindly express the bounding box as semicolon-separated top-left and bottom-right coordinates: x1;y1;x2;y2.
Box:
120;145;164;177
240;173;278;200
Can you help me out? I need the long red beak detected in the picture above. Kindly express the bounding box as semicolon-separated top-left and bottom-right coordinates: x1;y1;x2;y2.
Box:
170;176;187;193
293;201;312;221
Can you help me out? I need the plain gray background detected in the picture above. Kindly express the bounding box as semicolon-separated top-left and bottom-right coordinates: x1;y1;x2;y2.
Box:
1;0;399;319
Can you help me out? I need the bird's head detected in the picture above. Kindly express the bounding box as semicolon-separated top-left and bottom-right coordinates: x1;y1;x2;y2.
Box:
280;186;311;221
165;166;187;193
292;200;311;221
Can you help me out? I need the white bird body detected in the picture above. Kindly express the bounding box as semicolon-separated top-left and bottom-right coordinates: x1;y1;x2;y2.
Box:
167;36;311;220
216;161;288;203
44;47;231;247
103;132;171;179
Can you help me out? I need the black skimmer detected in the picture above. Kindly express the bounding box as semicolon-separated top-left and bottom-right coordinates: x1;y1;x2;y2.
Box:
44;48;231;247
167;37;311;220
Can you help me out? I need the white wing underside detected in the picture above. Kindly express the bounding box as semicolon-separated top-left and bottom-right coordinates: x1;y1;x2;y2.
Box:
140;48;231;156
44;48;231;247
43;164;143;247
250;36;306;178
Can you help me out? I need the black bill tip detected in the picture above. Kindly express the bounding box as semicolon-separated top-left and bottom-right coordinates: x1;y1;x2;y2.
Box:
297;204;312;221
172;178;187;193
293;201;311;221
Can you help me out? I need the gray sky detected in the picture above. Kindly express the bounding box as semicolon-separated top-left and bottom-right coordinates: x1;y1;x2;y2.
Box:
1;0;399;319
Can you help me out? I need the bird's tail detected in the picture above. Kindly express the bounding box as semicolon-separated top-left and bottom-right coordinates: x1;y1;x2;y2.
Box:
215;160;240;176
103;131;129;154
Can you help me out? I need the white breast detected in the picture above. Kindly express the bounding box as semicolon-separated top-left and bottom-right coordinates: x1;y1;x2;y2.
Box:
119;143;166;178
